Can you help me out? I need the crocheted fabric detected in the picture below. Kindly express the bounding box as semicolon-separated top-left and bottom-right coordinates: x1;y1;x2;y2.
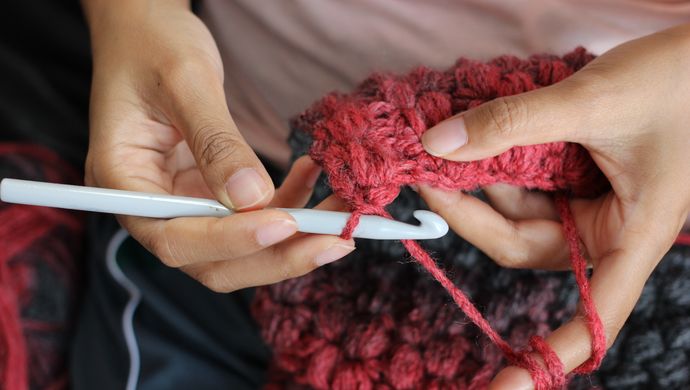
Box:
299;49;611;389
252;49;690;389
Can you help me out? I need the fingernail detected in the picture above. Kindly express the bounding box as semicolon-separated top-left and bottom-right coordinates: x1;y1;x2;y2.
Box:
422;117;468;156
315;244;355;266
256;220;297;247
225;168;270;209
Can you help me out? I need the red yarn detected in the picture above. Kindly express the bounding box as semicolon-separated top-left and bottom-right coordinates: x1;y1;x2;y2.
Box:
295;48;607;388
554;195;605;374
0;143;84;390
675;232;690;246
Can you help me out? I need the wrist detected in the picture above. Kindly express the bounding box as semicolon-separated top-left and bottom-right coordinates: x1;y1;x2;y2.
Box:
81;0;190;49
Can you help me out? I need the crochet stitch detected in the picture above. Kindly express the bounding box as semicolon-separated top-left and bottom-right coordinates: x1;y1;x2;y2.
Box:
257;48;614;389
254;195;690;389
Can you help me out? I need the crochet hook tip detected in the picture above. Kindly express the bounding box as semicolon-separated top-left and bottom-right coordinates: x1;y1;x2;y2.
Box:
322;209;447;240
411;210;449;239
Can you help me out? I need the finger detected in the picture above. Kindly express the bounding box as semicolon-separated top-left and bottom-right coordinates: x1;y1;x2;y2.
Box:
483;184;559;221
182;233;355;293
488;221;667;390
314;194;348;212
419;185;569;270
118;208;298;268
270;156;322;208
180;193;352;292
421;78;590;161
162;61;274;210
170;168;215;198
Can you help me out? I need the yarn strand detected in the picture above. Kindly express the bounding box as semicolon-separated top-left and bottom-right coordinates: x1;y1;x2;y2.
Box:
338;201;603;388
555;194;606;372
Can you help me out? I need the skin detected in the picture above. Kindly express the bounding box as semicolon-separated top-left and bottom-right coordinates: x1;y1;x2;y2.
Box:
81;0;690;386
420;24;690;389
81;0;354;293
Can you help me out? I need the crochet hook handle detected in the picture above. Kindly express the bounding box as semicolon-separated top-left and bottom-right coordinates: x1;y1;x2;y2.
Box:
0;178;448;240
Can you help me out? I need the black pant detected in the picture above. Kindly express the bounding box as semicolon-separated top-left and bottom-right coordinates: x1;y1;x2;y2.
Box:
70;216;270;390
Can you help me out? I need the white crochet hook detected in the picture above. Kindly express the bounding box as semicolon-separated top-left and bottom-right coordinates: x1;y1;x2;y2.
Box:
0;178;448;240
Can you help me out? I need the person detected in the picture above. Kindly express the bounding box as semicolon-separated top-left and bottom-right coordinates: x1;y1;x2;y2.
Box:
68;1;690;389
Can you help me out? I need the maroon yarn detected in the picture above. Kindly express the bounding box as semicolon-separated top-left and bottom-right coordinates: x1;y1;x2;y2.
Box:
255;49;609;389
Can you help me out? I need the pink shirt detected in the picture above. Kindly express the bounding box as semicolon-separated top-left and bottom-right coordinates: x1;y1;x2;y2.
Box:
200;1;690;167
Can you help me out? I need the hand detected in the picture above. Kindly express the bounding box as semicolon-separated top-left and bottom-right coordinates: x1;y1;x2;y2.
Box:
419;24;690;389
178;157;356;292
82;0;354;291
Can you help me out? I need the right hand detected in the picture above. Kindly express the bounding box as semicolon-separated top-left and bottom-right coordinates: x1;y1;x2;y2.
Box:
82;0;354;291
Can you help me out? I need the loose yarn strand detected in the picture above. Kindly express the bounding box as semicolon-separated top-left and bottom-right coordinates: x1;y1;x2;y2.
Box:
402;239;514;356
337;200;603;388
555;195;606;372
342;210;519;356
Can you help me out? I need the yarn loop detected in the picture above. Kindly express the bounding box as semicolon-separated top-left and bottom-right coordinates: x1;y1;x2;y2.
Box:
262;48;609;389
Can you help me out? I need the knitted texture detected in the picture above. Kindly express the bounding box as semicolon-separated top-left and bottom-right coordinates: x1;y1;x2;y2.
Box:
300;52;610;387
254;179;690;389
253;45;690;389
313;48;608;387
302;50;606;213
254;49;615;389
0;144;84;390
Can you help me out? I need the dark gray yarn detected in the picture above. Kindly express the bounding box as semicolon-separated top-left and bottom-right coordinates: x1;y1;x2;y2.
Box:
288;130;690;389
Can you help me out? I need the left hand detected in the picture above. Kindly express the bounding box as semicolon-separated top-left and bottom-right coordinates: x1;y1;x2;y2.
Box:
419;24;690;389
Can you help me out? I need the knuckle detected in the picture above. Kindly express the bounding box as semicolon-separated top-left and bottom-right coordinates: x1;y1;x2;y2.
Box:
574;308;622;350
198;271;241;293
600;314;624;350
135;229;164;262
278;260;300;282
422;188;458;210
571;60;614;90
493;250;529;269
274;248;313;282
84;151;115;187
484;96;527;137
162;57;219;92
207;220;243;259
192;124;243;171
492;230;530;268
560;65;617;123
150;225;184;268
197;271;223;292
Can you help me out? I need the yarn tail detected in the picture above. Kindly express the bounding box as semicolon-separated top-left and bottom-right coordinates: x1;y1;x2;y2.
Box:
400;239;566;389
402;195;605;389
400;239;515;357
341;199;604;389
342;208;513;356
554;194;606;373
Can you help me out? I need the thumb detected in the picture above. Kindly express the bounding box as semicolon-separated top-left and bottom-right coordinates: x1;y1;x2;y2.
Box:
421;82;585;161
169;70;274;211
